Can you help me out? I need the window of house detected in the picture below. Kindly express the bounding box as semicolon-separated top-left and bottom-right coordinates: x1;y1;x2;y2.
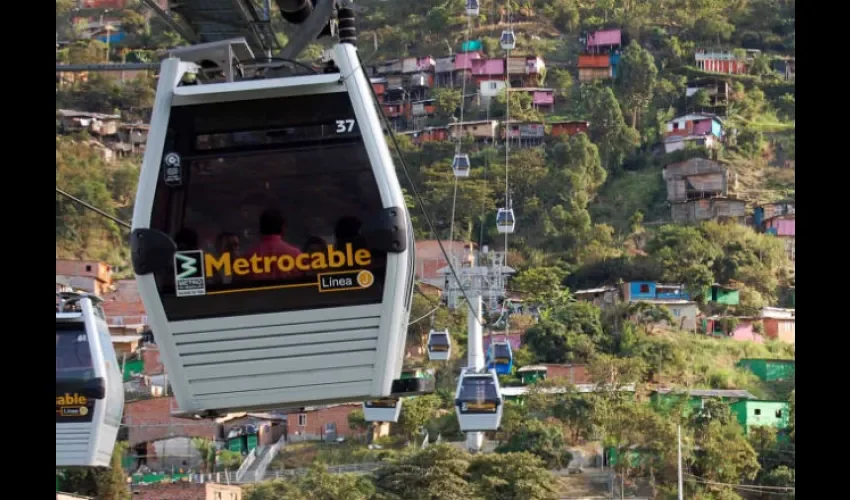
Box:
672;122;680;130
215;493;222;500
85;265;92;272
672;309;680;317
639;284;650;293
325;422;337;433
298;414;307;426
754;409;761;416
775;410;783;418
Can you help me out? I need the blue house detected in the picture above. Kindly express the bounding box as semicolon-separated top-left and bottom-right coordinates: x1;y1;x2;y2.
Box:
623;282;691;302
610;51;621;78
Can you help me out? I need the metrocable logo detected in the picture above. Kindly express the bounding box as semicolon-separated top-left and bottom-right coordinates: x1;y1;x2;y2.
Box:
176;252;200;279
174;244;376;296
174;250;206;297
207;244;371;276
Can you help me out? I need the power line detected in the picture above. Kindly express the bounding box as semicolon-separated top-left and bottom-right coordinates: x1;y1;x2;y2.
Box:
357;51;487;328
684;473;795;492
56;187;132;229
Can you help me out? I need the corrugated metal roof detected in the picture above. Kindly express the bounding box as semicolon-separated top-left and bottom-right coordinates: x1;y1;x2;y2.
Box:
654;388;755;399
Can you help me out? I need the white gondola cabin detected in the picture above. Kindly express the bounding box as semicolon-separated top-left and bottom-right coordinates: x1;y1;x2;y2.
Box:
496;208;515;234
427;329;452;361
363;398;402;423
56;292;124;467
466;0;480;16
130;40;415;416
454;369;503;431
500;30;516;51
452;154;471;177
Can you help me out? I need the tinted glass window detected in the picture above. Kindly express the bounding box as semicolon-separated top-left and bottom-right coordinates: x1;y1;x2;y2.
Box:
56;323;93;380
430;333;449;346
493;343;511;359
459;376;498;401
365;398;398;408
151;92;388;321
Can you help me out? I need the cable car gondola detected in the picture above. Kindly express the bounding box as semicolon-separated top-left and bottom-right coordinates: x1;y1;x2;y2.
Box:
496;208;515;234
426;329;452;361
129;41;415;416
454;369;503;431
466;0;480;16
363;398;402;422
486;339;514;375
452;154;471;178
56;292;124;467
500;30;516;51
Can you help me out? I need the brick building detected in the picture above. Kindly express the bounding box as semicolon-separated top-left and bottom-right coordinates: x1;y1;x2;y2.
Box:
55;259;113;296
102;279;148;327
130;483;242;500
124;397;219;446
287;403;363;442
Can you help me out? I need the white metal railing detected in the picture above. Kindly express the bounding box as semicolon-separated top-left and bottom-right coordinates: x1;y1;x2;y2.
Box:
248;435;287;482
234;448;257;481
256;462;384;482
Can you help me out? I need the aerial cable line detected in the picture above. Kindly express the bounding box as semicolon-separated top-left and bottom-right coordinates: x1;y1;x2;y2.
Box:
56;188;132;229
357;51;487;327
448;13;474;247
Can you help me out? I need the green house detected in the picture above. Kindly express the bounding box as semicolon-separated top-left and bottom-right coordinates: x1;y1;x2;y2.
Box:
460;39;482;52
120;358;145;382
737;359;795;382
517;365;548;385
707;284;740;305
730;400;790;433
651;389;755;414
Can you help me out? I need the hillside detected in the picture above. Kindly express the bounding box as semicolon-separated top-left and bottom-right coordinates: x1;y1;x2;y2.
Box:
56;2;795;499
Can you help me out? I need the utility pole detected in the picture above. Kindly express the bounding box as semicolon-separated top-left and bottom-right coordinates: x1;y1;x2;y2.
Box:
465;292;484;453
677;424;684;500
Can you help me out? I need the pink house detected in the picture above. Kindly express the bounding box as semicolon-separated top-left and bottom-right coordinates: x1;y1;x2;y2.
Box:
532;89;555;106
704;318;765;344
586;29;622;50
454;51;484;71
765;215;795;261
471;58;505;81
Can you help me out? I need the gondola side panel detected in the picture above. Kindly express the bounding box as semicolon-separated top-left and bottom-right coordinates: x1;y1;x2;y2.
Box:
132;57;197;412
336;43;414;396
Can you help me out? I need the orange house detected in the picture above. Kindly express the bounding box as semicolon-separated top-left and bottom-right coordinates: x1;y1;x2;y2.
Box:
577;54;612;82
762;307;795;344
550;120;590;138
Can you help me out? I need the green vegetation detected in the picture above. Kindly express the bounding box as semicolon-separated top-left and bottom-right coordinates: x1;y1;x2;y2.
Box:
56;1;794;498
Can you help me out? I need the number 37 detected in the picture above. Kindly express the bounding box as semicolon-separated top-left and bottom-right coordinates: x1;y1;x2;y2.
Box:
336;119;355;133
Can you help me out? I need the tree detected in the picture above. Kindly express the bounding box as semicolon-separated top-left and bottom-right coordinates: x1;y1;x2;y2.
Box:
348;408;370;435
432;88;462;121
296;464;375;500
645;224;720;296
615;41;658;129
689;403;761;496
398;395;441;443
550;68;574;102
468;452;560;500
510;267;568;306
583;85;640;171
97;443;130;500
628;302;675;334
524;301;605;363
495;419;572;469
192;437;217;473
372;444;476;500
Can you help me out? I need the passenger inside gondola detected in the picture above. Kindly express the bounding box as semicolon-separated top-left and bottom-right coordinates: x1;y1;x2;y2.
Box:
56;328;94;380
246;209;303;280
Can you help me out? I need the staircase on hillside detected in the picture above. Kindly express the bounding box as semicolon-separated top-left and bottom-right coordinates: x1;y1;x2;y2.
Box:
235;435;287;483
